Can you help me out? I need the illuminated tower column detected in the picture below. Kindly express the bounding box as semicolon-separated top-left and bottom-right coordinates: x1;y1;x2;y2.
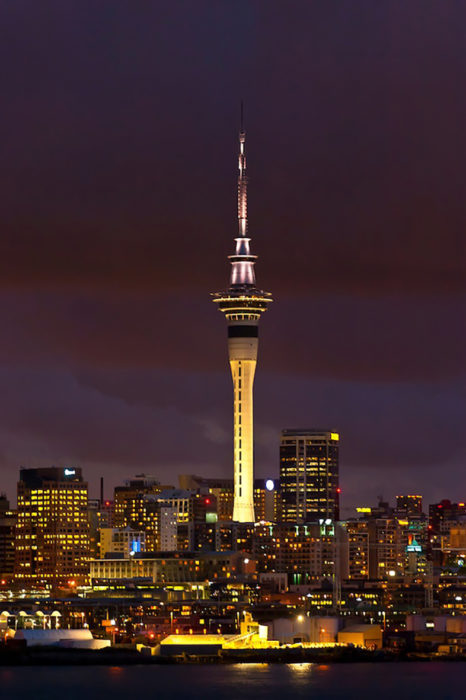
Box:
213;111;272;522
228;324;258;522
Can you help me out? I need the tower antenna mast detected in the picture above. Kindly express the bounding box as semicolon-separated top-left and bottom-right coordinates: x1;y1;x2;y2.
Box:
212;107;272;522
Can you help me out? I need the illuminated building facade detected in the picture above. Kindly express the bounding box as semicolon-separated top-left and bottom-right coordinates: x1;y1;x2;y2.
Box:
367;517;406;579
15;467;89;587
179;475;278;523
90;551;248;586
114;476;169;528
396;495;423;516
113;477;218;553
179;475;234;521
253;479;278;522
344;520;370;580
113;477;175;551
429;500;466;537
87;498;114;558
0;495;16;582
212;113;272;522
99;527;146;558
280;430;340;523
159;506;178;551
252;522;345;585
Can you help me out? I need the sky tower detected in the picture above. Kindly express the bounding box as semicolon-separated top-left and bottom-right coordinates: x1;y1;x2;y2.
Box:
213;109;272;522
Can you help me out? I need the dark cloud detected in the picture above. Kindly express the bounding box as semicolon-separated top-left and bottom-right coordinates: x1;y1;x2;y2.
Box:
0;365;463;508
0;2;464;297
0;291;463;384
0;1;464;507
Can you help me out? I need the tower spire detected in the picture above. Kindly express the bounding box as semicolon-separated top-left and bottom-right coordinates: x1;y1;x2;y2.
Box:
238;102;248;239
229;104;257;287
212;116;272;523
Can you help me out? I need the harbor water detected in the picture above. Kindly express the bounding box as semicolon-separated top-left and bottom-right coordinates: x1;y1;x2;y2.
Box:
0;661;463;700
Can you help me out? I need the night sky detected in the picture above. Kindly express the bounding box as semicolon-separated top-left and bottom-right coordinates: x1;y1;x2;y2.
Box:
1;2;464;514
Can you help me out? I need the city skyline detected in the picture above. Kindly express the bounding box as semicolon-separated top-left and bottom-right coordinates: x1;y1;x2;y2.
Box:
0;2;464;509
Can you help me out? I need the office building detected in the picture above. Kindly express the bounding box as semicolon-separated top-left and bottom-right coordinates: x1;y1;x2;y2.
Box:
15;467;89;588
114;475;172;528
99;527;146;558
0;495;16;582
429;500;466;536
367;517;406;579
344;520;370;580
253;479;278;522
252;522;347;586
280;430;340;522
87;498;114;559
179;475;235;521
396;495;423;516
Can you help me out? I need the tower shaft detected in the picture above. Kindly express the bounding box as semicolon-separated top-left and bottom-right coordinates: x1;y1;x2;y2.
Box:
213;111;272;523
229;333;257;522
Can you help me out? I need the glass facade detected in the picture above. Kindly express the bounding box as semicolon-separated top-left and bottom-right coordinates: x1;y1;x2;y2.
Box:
279;430;339;523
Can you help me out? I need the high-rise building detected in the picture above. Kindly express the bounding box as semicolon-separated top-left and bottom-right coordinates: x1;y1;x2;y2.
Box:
344;520;370;580
15;467;89;588
0;495;16;583
367;517;406;579
280;430;340;523
396;495;423;516
114;475;171;528
212;111;272;522
429;500;466;536
159;506;178;551
87;498;114;559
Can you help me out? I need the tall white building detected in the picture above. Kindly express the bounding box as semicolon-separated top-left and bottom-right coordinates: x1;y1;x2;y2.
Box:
213;110;272;522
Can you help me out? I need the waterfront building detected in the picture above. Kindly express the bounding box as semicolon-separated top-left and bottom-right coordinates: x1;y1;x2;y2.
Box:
212;112;272;522
15;467;89;588
279;430;340;523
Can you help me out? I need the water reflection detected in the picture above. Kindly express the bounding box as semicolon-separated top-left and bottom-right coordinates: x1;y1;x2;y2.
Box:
287;663;313;674
233;663;270;672
286;662;315;684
